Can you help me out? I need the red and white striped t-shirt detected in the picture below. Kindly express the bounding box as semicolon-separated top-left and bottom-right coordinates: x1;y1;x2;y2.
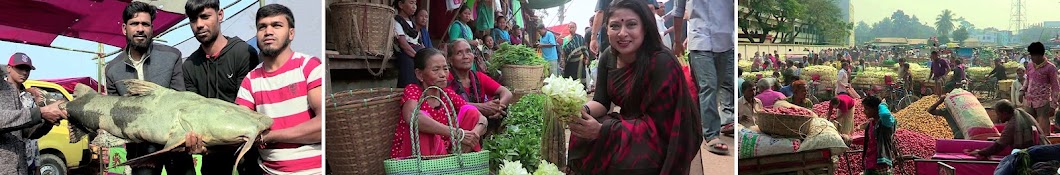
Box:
236;52;323;174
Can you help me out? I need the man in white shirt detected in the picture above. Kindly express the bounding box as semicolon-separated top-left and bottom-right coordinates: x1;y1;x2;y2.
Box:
653;2;673;49
836;61;851;95
674;0;734;155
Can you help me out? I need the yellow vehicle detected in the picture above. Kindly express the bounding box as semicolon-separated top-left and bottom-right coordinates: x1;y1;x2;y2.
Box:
23;80;90;175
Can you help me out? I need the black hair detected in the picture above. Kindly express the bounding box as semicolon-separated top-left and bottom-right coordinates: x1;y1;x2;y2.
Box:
741;80;754;96
604;0;665;53
457;5;472;15
994;100;1016;116
931;50;939;56
1029;42;1045;56
414;48;443;70
862;96;881;110
123;1;157;24
392;0;415;16
256;4;295;28
184;0;220;18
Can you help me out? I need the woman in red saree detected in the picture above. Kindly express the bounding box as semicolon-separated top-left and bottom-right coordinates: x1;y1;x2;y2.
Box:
390;48;488;159
567;0;702;174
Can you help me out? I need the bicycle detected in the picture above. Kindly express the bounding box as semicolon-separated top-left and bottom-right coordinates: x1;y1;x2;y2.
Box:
885;75;920;112
808;74;828;104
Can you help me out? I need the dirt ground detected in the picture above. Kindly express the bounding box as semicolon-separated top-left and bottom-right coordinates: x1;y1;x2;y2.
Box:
690;135;735;175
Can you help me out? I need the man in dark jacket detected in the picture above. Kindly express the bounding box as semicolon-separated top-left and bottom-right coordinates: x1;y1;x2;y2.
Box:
0;53;65;175
105;2;194;175
181;0;262;174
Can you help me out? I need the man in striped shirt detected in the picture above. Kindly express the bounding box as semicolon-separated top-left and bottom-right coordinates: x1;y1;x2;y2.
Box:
235;4;322;174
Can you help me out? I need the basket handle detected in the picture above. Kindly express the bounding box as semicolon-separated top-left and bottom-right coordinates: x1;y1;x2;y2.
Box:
357;4;393;76
406;86;470;170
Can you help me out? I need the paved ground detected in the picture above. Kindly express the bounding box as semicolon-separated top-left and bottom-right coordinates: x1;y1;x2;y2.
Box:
690;134;735;175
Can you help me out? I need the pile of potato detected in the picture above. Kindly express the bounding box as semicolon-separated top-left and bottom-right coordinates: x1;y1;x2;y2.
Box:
893;95;955;139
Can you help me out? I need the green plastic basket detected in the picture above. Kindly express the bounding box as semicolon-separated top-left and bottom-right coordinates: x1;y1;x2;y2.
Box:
383;86;490;175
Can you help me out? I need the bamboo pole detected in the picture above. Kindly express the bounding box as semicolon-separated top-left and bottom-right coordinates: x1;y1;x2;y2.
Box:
98;43;105;93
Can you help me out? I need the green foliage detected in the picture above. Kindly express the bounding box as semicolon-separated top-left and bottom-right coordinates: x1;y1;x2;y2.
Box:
484;94;548;171
952;26;970;44
936;10;955;38
489;43;549;74
854;10;939;44
739;0;849;44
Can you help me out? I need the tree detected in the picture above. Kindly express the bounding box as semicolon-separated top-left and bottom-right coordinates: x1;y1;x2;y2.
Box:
952;26;970;44
855;21;872;43
936;10;955;41
788;0;849;44
738;0;798;43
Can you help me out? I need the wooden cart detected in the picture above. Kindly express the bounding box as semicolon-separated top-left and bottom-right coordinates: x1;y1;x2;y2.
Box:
738;149;835;175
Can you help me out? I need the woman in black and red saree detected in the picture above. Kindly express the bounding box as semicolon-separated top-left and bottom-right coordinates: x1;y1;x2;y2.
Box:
566;0;703;174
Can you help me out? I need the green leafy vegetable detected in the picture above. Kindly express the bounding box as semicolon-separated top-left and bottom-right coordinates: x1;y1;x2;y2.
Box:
489;43;550;74
484;94;547;171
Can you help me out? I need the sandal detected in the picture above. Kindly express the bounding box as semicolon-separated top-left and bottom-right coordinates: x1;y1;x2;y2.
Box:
721;123;735;137
706;141;729;156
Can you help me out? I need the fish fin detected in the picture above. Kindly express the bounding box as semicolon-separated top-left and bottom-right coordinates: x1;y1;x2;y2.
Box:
233;135;255;175
72;83;97;98
89;130;127;147
117;136;185;167
67;120;92;143
120;79;163;96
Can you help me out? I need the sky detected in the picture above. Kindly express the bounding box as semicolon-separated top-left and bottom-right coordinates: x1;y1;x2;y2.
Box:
0;0;253;80
852;0;1060;31
538;0;674;36
2;0;323;81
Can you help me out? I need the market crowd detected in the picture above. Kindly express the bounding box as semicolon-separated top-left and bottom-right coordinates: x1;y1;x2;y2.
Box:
736;37;1060;173
386;0;732;174
0;1;323;174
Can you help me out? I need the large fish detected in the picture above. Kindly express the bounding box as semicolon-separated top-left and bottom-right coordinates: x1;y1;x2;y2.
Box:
64;79;272;172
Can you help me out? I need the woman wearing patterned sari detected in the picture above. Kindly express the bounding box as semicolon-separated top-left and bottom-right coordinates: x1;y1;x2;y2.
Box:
567;0;702;174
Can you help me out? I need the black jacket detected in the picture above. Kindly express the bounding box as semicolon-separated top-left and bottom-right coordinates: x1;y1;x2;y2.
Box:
107;43;185;96
183;36;260;103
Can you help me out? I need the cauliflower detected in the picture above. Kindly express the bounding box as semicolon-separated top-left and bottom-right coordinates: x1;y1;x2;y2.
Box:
533;160;564;175
499;160;531;175
541;75;589;123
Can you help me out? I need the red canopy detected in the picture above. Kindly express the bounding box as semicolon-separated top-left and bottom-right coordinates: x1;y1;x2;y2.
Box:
39;77;101;94
546;23;573;38
0;0;185;47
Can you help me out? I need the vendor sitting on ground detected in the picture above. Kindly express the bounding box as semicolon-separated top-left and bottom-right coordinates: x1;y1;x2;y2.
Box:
391;48;488;159
754;79;787;108
739;80;763;127
787;79;812;109
861;96;898;175
926;96;965;139
828;92;857;135
446;39;513;135
966;100;1047;160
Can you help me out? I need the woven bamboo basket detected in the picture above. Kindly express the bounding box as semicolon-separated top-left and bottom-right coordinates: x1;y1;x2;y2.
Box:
328;1;395;59
757;113;816;138
511;89;541;103
501;64;545;91
757;102;818;138
326;88;403;175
